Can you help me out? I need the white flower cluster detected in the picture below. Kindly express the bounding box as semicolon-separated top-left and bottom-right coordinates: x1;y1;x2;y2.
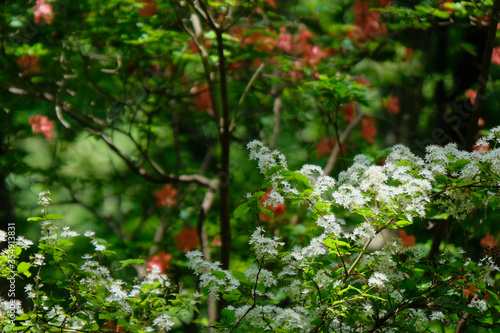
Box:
244;268;277;288
186;250;239;299
38;190;51;214
316;215;344;236
78;251;170;317
152;313;175;330
249;227;285;261
469;298;488;312
60;225;79;239
368;271;389;288
228;304;313;331
247;140;288;174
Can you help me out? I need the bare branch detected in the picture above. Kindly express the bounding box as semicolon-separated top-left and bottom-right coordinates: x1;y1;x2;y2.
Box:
229;62;266;133
269;96;282;149
323;107;364;175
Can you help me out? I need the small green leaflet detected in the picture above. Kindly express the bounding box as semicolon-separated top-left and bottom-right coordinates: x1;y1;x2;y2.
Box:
233;203;251;219
120;258;145;267
27;214;64;222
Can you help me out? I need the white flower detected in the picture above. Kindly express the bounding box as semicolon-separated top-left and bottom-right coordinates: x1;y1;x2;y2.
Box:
84;230;95;237
186;250;223;275
32;253;45;266
332;185;368;210
349;222;376;244
247;140;287;174
0;230;6;242
16;236;34;250
198;270;239;299
152;314;175;331
469;298;488;312
363;302;374;316
249;227;284;261
61;226;79;238
302;234;328;257
298;164;323;185
368;272;388;288
25;284;35;298
430;311;445;321
95;244;106;252
38;190;51;206
106;280;127;302
263;188;284;207
313;269;333;288
245;268;277;287
316;215;344;236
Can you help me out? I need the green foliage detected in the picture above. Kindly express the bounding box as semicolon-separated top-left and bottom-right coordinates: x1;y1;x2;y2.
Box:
2;0;500;331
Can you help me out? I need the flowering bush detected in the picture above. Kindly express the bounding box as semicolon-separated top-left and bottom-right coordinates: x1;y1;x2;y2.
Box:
2;128;500;331
0;191;197;332
186;128;500;332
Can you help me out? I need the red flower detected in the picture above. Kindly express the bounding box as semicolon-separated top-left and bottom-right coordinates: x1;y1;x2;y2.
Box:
440;0;454;13
473;139;490;152
211;235;222;247
342;101;356;123
465;89;476;106
385;96;400;114
478;117;485;127
492;47;500;65
154;184;177;207
316;138;336;158
138;0;158;17
259;188;286;221
356;76;371;86
29;115;54;139
398;230;416;248
243;31;277;53
361;117;377;144
463;282;478;298
17;55;40;75
349;0;388;41
265;0;277;8
174;227;200;253
147;251;172;274
33;0;54;25
404;47;414;62
190;84;214;116
480;232;498;250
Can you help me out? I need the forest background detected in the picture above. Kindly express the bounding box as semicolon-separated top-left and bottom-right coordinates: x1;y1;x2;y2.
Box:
1;0;500;332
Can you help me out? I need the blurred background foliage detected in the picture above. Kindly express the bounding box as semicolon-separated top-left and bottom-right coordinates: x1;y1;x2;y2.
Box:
2;0;500;329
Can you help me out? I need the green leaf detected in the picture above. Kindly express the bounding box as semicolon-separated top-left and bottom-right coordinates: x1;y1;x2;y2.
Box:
46;214;64;220
220;308;235;325
233;203;251;219
222;289;241;301
17;262;31;277
427;212;449;219
212;271;227;279
395;219;412;228
58;239;73;247
259;207;275;219
120;258;145;267
231;270;250;284
27;217;44;222
98;312;130;320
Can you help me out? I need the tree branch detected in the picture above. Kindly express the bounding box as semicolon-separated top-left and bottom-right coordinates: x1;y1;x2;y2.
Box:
323;108;364;175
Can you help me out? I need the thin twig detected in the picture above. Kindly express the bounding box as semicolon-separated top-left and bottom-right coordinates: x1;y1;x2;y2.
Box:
229;62;266;133
269;96;282;149
323;108;364;175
